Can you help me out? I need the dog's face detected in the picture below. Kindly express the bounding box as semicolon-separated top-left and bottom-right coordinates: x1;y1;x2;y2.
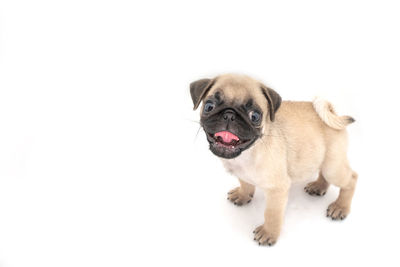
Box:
190;74;281;159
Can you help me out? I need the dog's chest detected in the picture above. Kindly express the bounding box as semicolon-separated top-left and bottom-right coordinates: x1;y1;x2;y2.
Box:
221;150;261;186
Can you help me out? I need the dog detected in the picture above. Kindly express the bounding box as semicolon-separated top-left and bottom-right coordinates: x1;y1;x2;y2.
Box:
190;74;357;246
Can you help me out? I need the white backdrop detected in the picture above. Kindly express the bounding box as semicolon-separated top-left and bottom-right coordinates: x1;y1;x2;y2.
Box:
1;0;399;266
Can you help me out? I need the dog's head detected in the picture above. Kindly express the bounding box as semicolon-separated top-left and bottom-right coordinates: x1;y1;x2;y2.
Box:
190;74;281;159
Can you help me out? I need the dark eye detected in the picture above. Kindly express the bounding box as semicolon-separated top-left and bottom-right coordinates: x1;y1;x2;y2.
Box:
204;101;215;113
249;110;261;123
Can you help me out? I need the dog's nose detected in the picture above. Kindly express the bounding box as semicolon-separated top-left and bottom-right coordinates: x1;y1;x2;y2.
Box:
223;110;236;121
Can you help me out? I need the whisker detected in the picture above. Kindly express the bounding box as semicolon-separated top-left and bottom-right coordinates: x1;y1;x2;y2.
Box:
262;131;284;138
259;138;268;150
194;125;202;143
263;134;283;138
184;118;201;124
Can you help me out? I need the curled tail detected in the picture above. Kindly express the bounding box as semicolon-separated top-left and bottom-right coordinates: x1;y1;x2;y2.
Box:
313;97;355;130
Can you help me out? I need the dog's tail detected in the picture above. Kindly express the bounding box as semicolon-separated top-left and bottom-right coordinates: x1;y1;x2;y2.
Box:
312;97;355;130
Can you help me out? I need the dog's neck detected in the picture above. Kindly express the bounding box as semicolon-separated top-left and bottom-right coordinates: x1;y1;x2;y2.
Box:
219;121;282;185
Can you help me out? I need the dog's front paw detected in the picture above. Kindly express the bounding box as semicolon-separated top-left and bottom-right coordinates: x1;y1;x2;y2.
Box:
227;187;253;206
327;201;350;220
253;225;278;246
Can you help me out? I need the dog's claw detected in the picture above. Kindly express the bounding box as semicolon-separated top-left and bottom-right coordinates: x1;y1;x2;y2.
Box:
326;201;350;220
304;181;328;197
227;187;253;206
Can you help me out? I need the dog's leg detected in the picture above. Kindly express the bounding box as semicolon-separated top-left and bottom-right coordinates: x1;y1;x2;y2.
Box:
253;187;289;246
304;172;329;196
326;170;358;220
227;179;255;206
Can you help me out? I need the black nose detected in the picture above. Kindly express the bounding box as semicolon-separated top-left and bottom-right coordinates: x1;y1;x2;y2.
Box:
223;110;236;121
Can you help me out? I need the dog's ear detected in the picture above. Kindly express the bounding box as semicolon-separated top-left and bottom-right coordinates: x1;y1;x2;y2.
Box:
190;78;216;110
261;85;282;121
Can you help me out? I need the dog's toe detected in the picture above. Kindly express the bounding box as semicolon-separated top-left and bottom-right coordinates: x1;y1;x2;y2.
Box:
253;224;277;246
304;181;328;197
326;201;350;220
227;187;253;206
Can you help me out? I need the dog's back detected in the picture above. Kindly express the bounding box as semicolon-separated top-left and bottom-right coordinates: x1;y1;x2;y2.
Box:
273;100;354;182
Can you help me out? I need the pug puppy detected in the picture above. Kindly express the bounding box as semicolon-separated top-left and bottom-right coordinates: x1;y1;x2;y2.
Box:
190;74;357;246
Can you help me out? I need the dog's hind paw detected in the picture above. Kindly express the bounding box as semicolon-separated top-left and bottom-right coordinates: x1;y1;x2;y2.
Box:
304;181;328;196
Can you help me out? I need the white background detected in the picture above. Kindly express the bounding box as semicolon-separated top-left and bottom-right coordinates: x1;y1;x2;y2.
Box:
1;0;399;266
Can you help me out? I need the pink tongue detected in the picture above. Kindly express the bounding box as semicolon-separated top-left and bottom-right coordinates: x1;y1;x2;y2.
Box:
214;131;239;143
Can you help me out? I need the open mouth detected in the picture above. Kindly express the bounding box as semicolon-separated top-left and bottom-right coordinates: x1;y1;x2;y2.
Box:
204;129;258;159
207;131;250;149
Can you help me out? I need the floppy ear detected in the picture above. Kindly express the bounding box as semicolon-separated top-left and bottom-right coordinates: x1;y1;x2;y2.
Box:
190;78;215;110
261;85;282;121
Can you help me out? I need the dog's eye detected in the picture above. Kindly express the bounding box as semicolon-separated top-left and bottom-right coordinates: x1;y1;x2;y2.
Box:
249;110;261;123
204;101;215;113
